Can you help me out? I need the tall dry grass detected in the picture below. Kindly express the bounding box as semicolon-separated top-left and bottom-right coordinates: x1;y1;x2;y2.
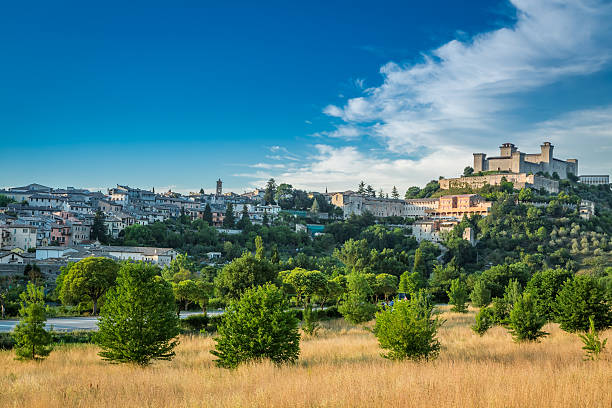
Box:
0;306;610;408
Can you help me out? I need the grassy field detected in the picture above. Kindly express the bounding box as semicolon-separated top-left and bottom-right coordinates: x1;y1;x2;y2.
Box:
0;306;610;408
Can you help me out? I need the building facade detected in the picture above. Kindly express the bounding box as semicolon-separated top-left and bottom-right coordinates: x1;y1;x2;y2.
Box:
579;175;609;185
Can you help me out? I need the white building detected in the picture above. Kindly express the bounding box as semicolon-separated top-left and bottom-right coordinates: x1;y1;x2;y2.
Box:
0;224;38;250
579;175;609;185
97;246;178;266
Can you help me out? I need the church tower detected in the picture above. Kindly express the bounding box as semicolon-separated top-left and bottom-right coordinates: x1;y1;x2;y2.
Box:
216;179;223;196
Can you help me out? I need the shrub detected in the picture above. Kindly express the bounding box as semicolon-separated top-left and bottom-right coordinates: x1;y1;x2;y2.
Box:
211;283;300;369
302;305;320;336
373;290;442;361
339;273;377;324
555;275;612;332
180;314;209;333
525;269;573;321
95;262;180;365
491;297;511;325
470;280;491;307
507;293;548;342
472;307;495;336
447;278;469;313
12;282;52;360
578;316;607;361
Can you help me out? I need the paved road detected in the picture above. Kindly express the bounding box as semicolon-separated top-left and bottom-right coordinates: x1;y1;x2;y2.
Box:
0;310;224;333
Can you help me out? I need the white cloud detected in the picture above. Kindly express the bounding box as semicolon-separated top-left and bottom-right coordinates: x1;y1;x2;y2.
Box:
251;163;286;169
313;125;363;139
259;144;471;193
517;105;612;175
243;0;612;192
322;0;612;156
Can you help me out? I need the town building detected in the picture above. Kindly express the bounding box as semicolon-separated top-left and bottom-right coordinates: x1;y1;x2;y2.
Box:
0;224;38;250
579;175;609;186
426;194;492;219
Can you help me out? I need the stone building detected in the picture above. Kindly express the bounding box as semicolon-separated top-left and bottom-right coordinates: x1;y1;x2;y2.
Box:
331;192;435;219
439;172;559;193
426;194;492;218
473;142;578;178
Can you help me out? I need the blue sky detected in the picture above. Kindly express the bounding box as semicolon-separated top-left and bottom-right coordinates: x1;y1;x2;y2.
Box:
1;0;611;194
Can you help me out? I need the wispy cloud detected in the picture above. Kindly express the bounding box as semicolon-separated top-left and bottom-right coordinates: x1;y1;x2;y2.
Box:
243;0;612;192
323;0;612;153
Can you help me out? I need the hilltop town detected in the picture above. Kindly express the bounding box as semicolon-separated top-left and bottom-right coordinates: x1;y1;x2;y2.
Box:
0;142;609;284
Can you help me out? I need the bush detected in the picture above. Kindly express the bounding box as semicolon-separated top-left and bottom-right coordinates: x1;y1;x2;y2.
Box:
491;297;511;325
472;307;495;336
373;290;442;361
525;269;572;321
447;278;469;313
555;275;612;332
211;283;300;369
302;305;319;336
578;316;607;361
0;332;15;350
507;293;548;342
180;314;209;333
339;273;377;324
95;262;180;365
470;280;491;307
51;330;94;345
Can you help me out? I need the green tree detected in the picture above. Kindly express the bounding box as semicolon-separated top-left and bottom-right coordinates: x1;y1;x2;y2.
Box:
91;210;109;244
264;178;277;205
0;194;16;207
507;292;548;342
282;268;327;308
525;268;573;321
555;275;612;332
211;283;300;369
470;279;491;307
12;282;52;360
236;205;251;230
223;203;235;228
412;248;427;279
447;278;469;313
374;290;442;361
399;271;422;298
310;198;320;213
59;257;119;315
255;235;265;260
95;262;180;365
391;186;400;199
215;251;277;299
472;307;494;336
338;272;377;324
375;273;398;301
202;203;213;224
357;181;366;194
463;166;474;177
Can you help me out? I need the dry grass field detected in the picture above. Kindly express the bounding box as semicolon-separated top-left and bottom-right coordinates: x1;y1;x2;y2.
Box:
1;306;610;408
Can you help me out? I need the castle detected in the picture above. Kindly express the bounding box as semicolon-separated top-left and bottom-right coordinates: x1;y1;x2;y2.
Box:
439;142;578;194
473;142;578;179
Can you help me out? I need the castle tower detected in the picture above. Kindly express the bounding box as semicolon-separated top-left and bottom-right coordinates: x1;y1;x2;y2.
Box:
473;153;486;173
216;179;223;196
540;142;553;163
499;142;517;157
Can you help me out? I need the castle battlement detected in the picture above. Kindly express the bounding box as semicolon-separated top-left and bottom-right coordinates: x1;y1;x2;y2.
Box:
473;142;578;179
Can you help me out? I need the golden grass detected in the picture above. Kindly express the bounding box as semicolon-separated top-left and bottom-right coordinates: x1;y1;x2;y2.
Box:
1;306;610;408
